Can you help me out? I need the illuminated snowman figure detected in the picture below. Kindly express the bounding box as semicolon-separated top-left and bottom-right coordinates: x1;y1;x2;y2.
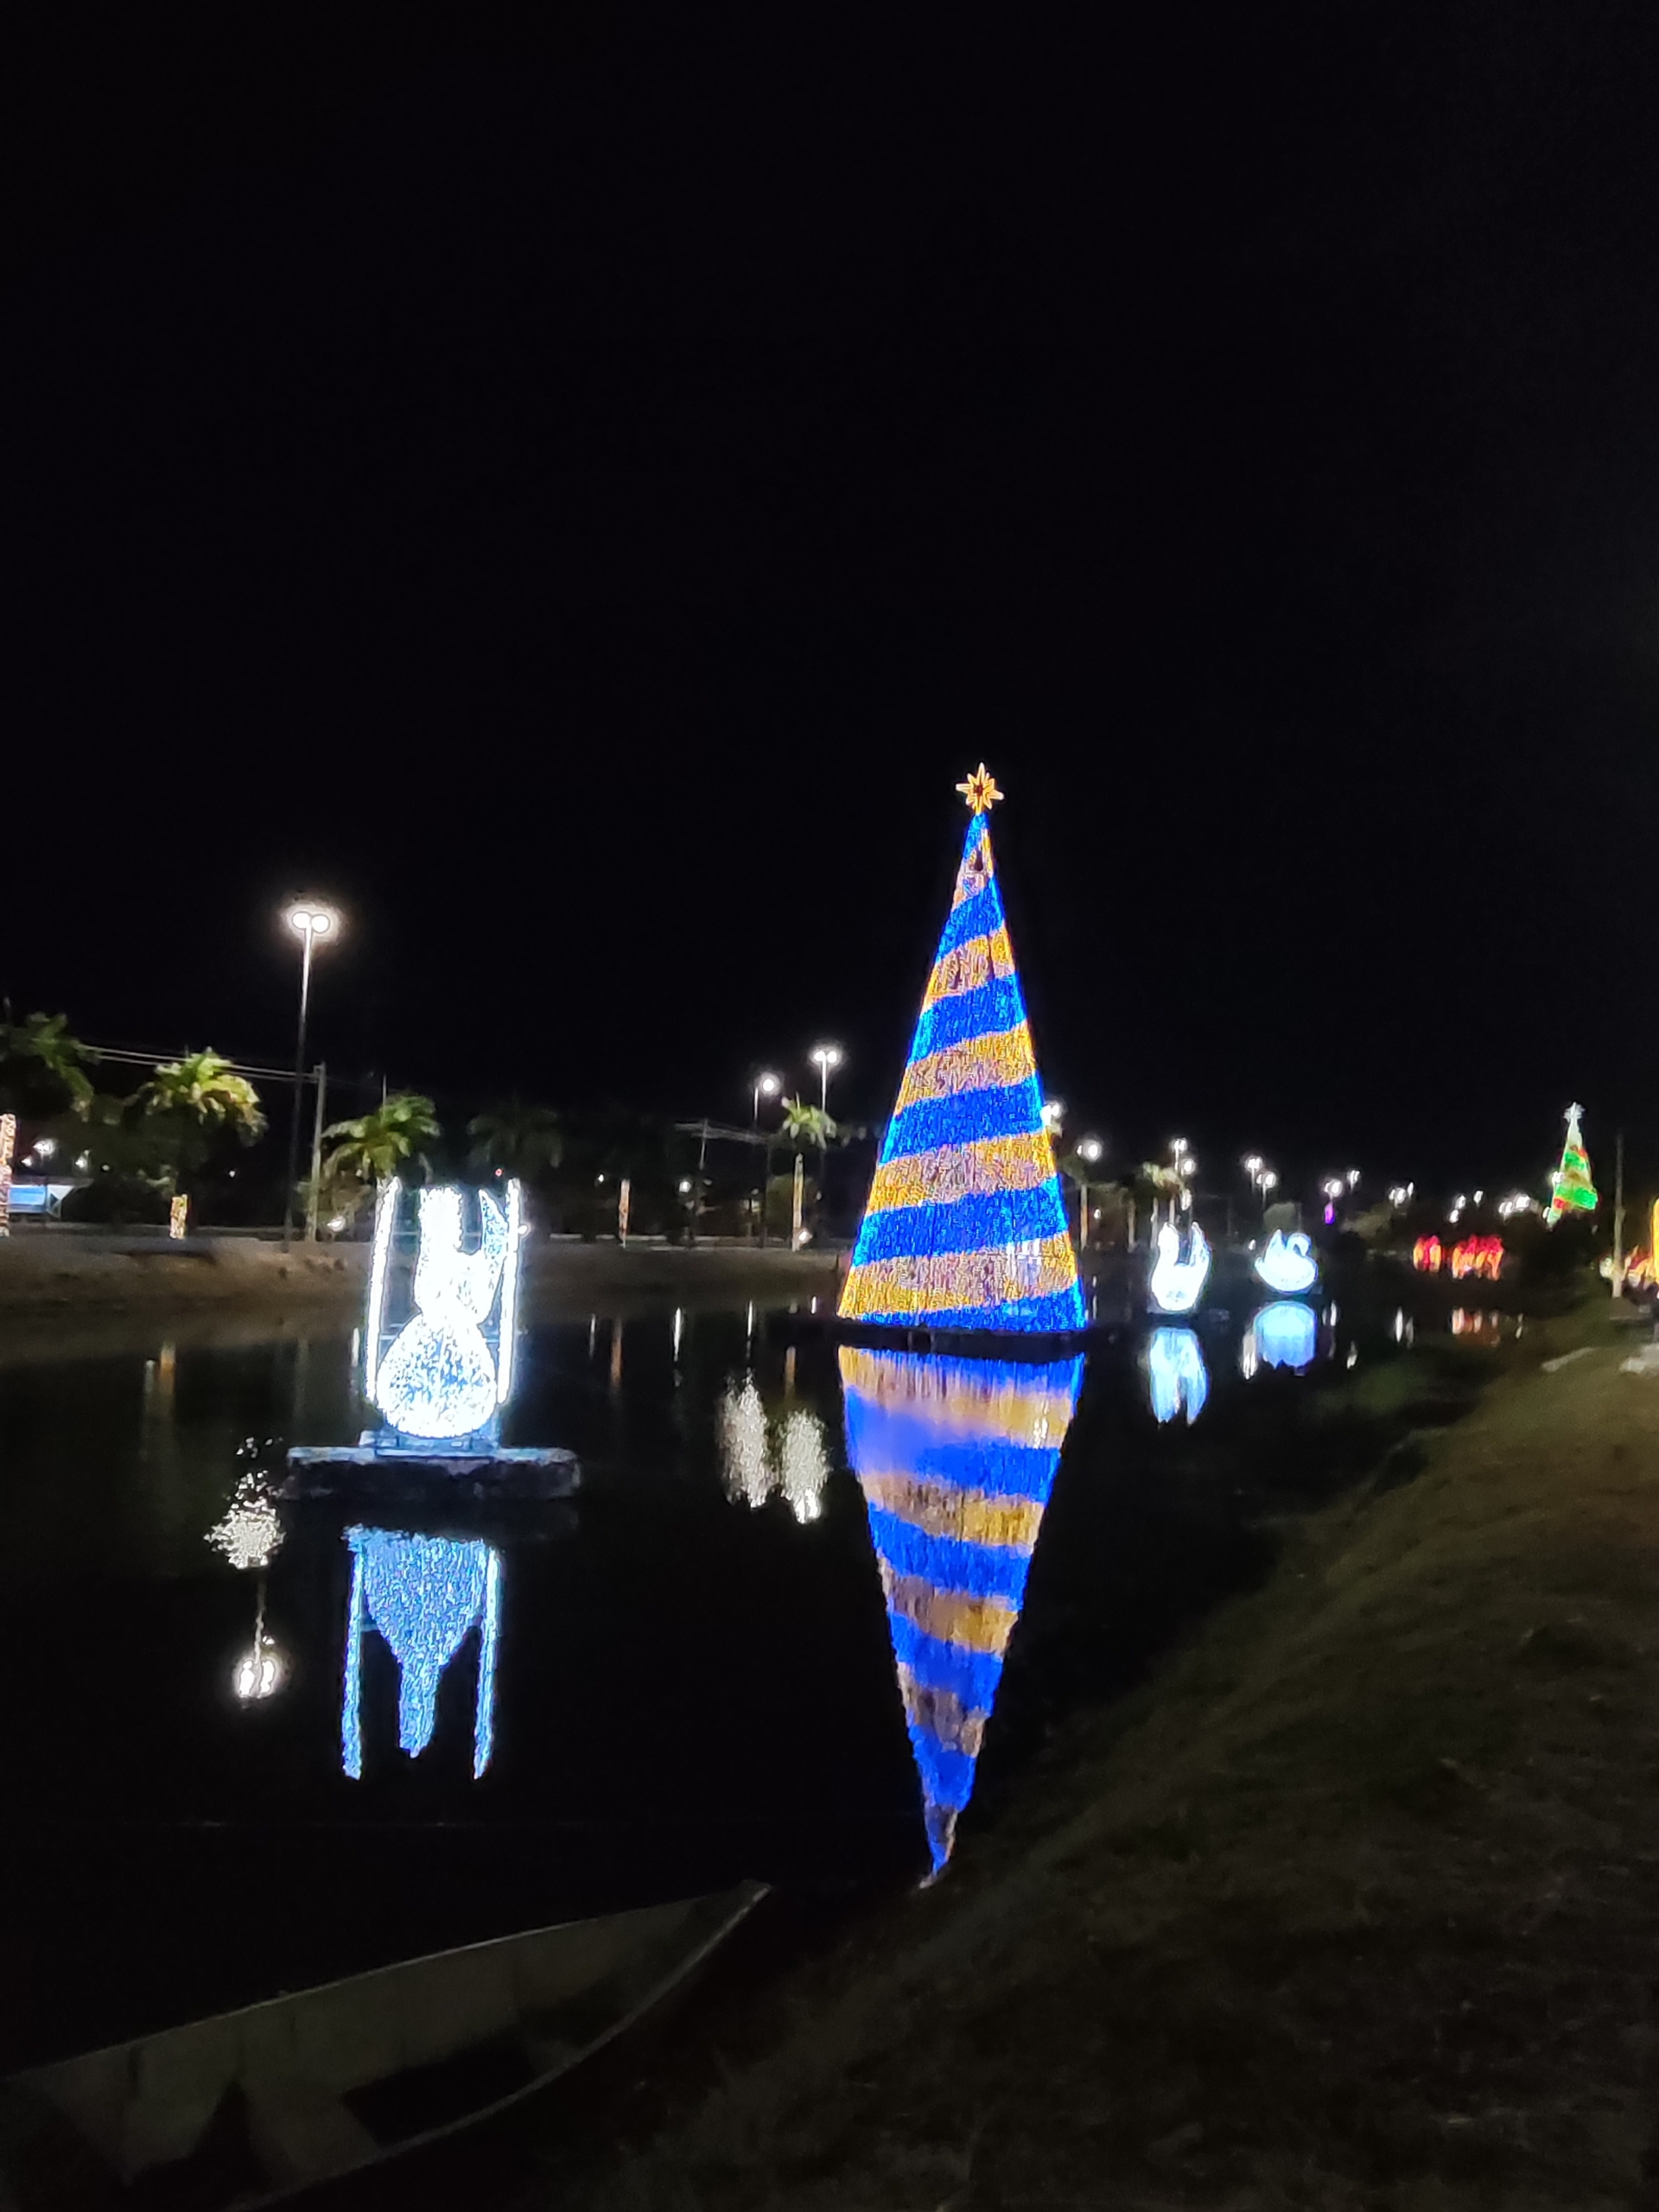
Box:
373;1185;512;1440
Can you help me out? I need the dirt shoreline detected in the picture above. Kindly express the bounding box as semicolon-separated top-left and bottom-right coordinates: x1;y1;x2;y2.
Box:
0;1235;841;1318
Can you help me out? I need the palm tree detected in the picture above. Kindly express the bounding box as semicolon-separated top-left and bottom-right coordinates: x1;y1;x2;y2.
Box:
467;1100;563;1180
141;1050;265;1138
0;1010;100;1120
319;1092;441;1219
778;1097;837;1154
124;1049;266;1202
777;1096;839;1240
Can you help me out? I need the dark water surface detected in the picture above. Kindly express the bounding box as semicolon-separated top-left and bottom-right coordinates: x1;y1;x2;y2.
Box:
0;1287;1457;2068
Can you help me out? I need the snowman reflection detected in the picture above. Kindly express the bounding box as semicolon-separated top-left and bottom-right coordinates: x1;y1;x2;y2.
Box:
376;1187;509;1440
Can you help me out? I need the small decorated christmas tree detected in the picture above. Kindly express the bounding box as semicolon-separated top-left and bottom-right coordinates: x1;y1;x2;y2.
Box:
837;767;1084;1336
1547;1103;1599;1222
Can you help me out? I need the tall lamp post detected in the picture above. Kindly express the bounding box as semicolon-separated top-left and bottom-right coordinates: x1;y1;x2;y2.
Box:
809;1043;842;1114
282;899;338;1246
1075;1135;1103;1250
808;1046;843;1241
751;1071;781;1245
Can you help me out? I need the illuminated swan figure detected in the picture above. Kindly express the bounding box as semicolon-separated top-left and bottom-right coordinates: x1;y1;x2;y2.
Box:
1148;1220;1211;1314
1253;1230;1319;1297
375;1186;509;1440
1147;1326;1209;1423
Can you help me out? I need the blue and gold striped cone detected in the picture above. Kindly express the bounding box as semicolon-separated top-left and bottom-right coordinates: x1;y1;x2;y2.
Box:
840;1345;1083;1873
838;805;1084;1334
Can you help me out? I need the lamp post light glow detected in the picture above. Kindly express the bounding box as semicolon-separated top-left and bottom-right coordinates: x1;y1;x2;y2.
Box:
1074;1135;1103;1249
752;1070;781;1123
809;1044;843;1112
282;899;339;1248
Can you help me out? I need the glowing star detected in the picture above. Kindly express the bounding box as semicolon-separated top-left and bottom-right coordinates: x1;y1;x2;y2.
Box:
1253;1230;1319;1296
341;1526;501;1780
955;764;1003;815
1148;1220;1211;1315
1146;1327;1208;1424
367;1180;525;1442
1253;1300;1319;1370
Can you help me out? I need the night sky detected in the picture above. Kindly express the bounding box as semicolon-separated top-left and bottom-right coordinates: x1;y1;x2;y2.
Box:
6;12;1659;1200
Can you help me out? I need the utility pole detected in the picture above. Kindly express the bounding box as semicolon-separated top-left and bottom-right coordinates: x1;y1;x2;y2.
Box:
1612;1127;1626;1295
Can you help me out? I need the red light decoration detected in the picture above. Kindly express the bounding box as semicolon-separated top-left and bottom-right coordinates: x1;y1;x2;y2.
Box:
1413;1236;1443;1274
1449;1235;1503;1281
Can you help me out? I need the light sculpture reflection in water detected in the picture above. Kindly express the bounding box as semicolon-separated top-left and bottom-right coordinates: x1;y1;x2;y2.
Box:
716;1376;831;1522
1252;1300;1319;1370
840;1346;1082;1876
1253;1230;1319;1297
367;1180;524;1442
341;1526;502;1779
1148;1220;1211;1314
1146;1327;1209;1423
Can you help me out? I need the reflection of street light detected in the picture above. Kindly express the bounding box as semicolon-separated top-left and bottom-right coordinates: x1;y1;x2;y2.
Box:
809;1044;843;1112
233;1633;287;1702
282;899;339;1248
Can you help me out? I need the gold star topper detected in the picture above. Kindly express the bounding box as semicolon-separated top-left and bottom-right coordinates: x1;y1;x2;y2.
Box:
956;764;1003;814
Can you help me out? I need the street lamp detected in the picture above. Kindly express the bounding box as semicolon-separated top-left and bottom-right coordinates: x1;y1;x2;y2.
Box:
282;899;339;1246
1040;1098;1065;1136
752;1070;782;1124
1075;1135;1103;1250
809;1044;843;1113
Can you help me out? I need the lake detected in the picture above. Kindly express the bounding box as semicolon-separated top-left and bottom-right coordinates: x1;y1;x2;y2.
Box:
0;1282;1460;2068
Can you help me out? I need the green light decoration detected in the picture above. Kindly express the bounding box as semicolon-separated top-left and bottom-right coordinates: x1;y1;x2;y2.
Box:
1547;1103;1599;1222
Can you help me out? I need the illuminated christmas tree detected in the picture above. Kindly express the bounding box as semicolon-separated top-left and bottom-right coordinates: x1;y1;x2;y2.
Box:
839;1345;1082;1874
838;767;1085;1335
1547;1103;1599;1223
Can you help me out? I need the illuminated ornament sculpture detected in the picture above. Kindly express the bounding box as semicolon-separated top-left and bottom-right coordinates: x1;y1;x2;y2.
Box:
1251;1300;1319;1371
341;1526;501;1779
838;773;1084;1338
840;1345;1082;1875
1146;1327;1208;1424
1450;1235;1503;1281
1547;1103;1599;1223
1253;1230;1319;1297
1148;1220;1211;1314
1412;1236;1443;1274
365;1180;524;1444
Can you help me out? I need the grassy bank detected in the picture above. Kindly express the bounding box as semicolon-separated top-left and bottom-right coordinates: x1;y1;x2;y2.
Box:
549;1299;1659;2209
